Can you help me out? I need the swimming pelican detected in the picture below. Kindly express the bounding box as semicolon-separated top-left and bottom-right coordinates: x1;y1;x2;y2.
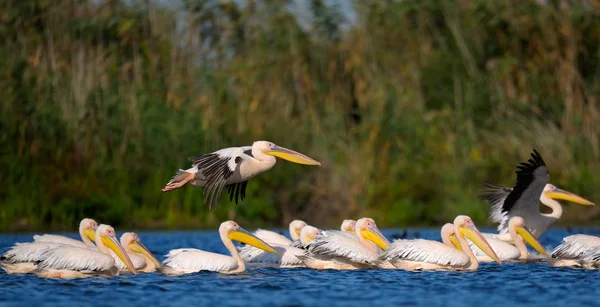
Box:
321;219;357;238
298;218;390;270
469;217;548;261
158;221;279;275
550;234;600;268
240;226;321;268
253;220;308;246
32;218;98;248
32;224;136;278
161;141;321;208
480;149;594;240
378;215;501;271
113;232;160;273
0;242;65;274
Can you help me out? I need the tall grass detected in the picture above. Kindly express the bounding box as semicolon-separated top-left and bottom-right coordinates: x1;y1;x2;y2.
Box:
1;0;599;231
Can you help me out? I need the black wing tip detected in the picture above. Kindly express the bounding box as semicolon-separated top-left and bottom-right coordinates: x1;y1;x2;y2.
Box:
515;148;547;175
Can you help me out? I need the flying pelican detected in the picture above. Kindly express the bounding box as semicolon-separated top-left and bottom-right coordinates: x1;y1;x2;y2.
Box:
298;218;390;270
253;220;308;246
32;218;98;248
469;217;548;262
161;141;321;208
480;149;594;240
32;224;136;278
113;232;160;273
158;221;279;275
550;234;600;268
240;226;321;268
378;215;501;271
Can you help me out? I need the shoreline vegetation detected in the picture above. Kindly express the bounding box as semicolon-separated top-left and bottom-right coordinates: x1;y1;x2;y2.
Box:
1;0;599;232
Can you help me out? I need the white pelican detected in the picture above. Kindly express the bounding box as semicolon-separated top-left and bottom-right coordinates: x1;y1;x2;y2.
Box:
32;218;98;248
161;141;321;207
320;219;357;238
298;218;390;270
253;220;308;245
469;217;548;261
550;234;600;268
32;224;136;278
0;242;65;274
480;149;594;240
158;220;279;275
113;232;160;273
240;226;321;268
378;215;501;271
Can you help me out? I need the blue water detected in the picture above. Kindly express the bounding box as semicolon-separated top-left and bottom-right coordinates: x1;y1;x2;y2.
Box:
2;227;600;307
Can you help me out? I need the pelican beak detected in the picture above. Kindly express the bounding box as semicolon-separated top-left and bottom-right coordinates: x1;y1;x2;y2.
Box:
84;229;96;242
228;227;280;254
102;235;137;274
449;234;462;251
545;188;595;206
263;145;321;166
295;228;302;236
360;225;390;250
129;240;161;268
304;236;315;244
459;224;502;265
515;226;548;256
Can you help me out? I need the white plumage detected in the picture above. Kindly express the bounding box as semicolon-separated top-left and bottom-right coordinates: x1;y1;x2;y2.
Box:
32;218;98;248
382;239;470;267
0;242;65;274
33;235;91;249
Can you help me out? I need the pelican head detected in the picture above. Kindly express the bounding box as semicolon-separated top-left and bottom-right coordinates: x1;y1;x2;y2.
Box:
79;218;98;243
543;184;595;206
508;217;548;256
96;224;136;274
221;221;279;254
300;226;321;246
255;141;321;166
290;220;308;237
341;219;356;233
441;223;462;251
356;218;390;250
121;232;161;268
454;215;501;265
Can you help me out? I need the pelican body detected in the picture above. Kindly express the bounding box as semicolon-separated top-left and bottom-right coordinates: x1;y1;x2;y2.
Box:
161;141;321;208
298;218;390;270
550;235;600;268
480;149;594;240
240;226;321;268
32;218;98;248
158;221;279;275
470;217;547;262
253;220;308;246
0;242;66;274
379;216;501;271
32;225;136;278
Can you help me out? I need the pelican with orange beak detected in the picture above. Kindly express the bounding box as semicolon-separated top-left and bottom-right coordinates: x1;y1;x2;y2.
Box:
32;224;136;278
378;216;501;271
113;233;160;273
161;141;321;208
298;218;390;270
470;217;548;261
158;221;280;274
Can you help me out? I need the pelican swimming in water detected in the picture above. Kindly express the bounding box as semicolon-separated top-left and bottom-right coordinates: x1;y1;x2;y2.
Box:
0;242;65;274
32;218;98;248
298;218;390;270
480;149;594;241
161;141;321;208
240;226;321;268
32;224;136;278
253;220;308;246
550;235;600;268
158;221;279;275
378;215;501;271
469;216;548;262
113;232;160;273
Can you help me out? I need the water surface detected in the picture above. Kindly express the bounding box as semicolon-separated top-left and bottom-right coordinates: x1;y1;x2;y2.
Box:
2;227;600;307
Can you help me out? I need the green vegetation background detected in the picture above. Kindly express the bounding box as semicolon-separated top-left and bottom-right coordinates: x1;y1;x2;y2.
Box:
1;0;599;231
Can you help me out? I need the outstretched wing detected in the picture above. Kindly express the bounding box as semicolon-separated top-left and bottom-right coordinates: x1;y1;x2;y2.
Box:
188;147;249;208
480;149;549;232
